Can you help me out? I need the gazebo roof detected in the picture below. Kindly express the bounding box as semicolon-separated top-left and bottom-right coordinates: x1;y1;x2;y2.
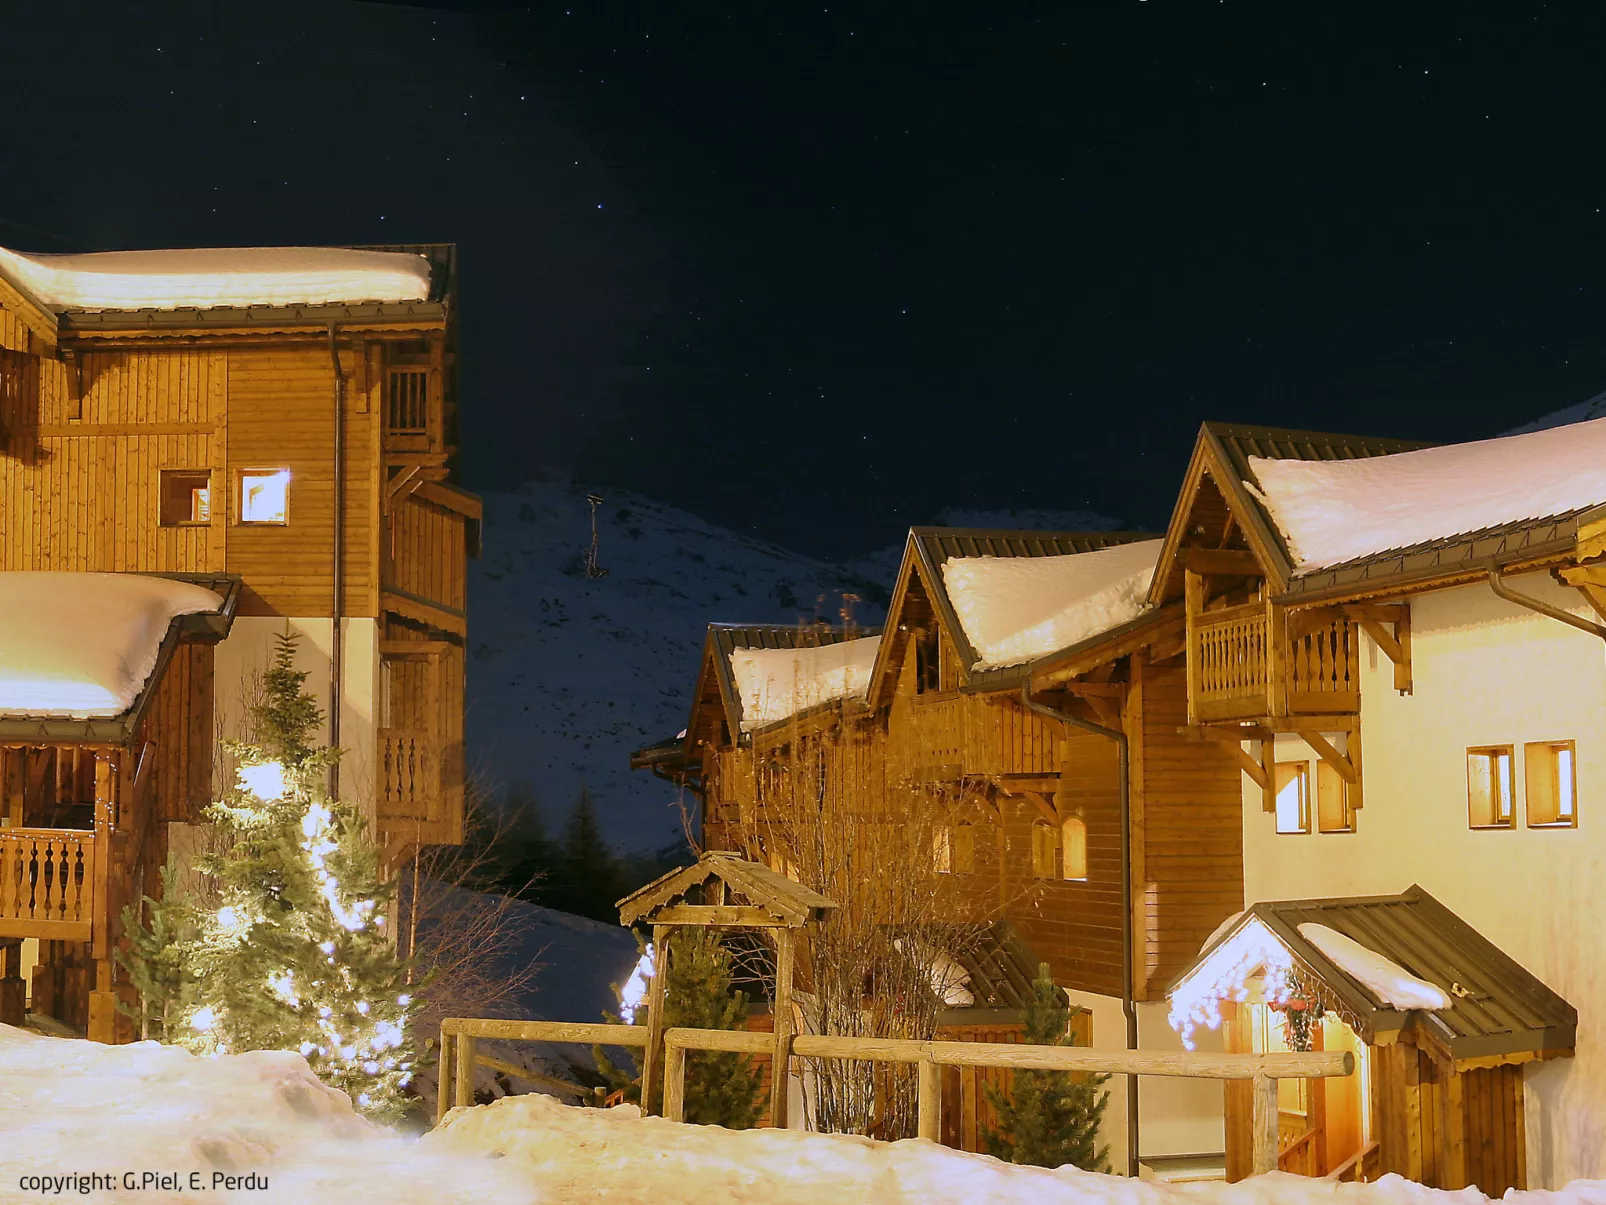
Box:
617;851;836;929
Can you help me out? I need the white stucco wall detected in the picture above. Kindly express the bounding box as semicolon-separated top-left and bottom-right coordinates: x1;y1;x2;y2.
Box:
213;617;380;821
1237;571;1606;1188
1063;988;1226;1172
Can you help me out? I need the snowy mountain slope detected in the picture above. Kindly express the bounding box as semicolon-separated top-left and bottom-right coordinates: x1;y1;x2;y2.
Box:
465;479;1125;853
1507;387;1606;433
466;479;892;851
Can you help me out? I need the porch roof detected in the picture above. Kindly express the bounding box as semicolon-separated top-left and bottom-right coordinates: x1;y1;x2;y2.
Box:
617;850;837;929
1170;885;1576;1064
0;572;240;744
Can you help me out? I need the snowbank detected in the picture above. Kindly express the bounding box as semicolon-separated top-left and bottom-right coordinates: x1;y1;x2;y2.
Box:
1297;924;1451;1012
941;540;1162;670
0;572;223;717
432;1091;1606;1205
0;245;432;311
0;1024;534;1204
1246;417;1606;571
730;635;881;731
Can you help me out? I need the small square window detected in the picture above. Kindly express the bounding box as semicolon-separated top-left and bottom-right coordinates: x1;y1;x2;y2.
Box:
1525;740;1577;828
1275;762;1310;834
1468;746;1515;828
159;469;211;526
239;469;290;524
1317;761;1354;833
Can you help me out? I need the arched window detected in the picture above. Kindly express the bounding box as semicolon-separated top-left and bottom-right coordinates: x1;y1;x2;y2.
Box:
933;826;953;874
1061;816;1088;881
1030;821;1057;879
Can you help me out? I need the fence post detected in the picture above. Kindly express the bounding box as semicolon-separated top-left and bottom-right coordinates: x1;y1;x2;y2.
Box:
1251;1072;1279;1174
454;1033;477;1115
664;1036;688;1123
436;1031;455;1124
917;1055;942;1142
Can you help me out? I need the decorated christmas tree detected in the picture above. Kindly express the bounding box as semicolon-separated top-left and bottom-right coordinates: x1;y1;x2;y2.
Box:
123;630;419;1123
597;929;765;1127
982;963;1110;1171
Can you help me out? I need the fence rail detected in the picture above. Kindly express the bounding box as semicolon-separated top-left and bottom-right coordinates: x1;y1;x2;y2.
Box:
438;1016;1354;1177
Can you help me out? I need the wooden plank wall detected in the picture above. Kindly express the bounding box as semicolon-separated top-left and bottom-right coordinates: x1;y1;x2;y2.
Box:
0;305;30;353
138;642;215;826
1371;1041;1524;1194
226;345;375;616
0;349;224;573
1129;657;1244;999
390;491;467;611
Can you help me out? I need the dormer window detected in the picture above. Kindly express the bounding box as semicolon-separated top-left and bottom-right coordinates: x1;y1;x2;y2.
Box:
239;469;290;525
159;469;212;526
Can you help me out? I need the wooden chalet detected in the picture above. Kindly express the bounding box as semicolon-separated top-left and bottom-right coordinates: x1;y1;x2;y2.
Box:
1146;417;1606;1187
0;243;478;1041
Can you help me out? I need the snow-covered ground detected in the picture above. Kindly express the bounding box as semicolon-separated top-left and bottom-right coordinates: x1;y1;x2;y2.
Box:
433;1091;1606;1205
0;1024;534;1204
8;1023;1606;1204
464;475;1120;850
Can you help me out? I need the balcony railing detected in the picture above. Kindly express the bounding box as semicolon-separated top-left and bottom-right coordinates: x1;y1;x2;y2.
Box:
1191;604;1360;723
902;692;1059;780
0;828;95;941
377;729;440;824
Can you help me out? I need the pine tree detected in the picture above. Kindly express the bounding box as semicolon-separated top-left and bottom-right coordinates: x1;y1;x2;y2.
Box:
123;630;419;1123
116;860;199;1042
596;930;765;1128
982;963;1110;1171
549;787;626;921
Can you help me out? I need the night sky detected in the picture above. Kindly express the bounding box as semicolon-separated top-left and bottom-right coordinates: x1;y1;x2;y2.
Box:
5;3;1606;558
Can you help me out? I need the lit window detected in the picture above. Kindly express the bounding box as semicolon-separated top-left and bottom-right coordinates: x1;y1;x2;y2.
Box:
1030;821;1057;879
159;469;212;526
1467;746;1515;828
1525;740;1577;828
1061;816;1087;880
933;827;952;874
239;469;290;524
952;823;976;875
1316;762;1354;833
1275;762;1310;834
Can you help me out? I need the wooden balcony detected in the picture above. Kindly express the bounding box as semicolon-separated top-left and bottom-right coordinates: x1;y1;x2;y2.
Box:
0;828;95;942
377;728;441;825
1189;601;1360;724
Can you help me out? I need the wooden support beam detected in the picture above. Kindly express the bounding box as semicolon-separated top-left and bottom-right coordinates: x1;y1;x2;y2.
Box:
1289;727;1358;785
1252;1073;1279;1175
641;925;670;1114
650;904;787;928
1184;571;1204;727
1232;743;1268;791
1259;737;1276;814
771;928;796;1129
1025;791;1060;825
917;1058;942;1141
1178;547;1263;577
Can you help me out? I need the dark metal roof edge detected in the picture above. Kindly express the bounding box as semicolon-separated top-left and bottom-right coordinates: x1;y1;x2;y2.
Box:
59;299;447;330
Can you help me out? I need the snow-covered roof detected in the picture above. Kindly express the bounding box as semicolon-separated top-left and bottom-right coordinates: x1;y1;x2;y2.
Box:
1297;923;1450;1012
0;244;432;312
940;539;1162;670
0;572;224;718
729;635;881;731
1247;415;1606;572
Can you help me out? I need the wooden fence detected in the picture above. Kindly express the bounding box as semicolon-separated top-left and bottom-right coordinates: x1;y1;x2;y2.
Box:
437;1017;1352;1176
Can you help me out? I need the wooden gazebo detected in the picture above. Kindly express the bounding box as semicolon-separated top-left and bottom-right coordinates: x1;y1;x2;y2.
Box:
617;851;836;1126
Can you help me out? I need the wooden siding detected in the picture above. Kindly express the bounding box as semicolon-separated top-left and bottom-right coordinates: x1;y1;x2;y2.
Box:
1129;657;1244;1000
226;346;376;616
388;488;467;613
137;642;215;826
1;349;225;573
1372;1043;1525;1195
0;303;31;353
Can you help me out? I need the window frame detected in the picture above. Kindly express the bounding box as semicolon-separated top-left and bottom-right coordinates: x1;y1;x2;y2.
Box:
1030;820;1057;880
158;467;214;528
1316;760;1355;834
1274;760;1311;835
236;466;292;526
1524;739;1578;829
1466;745;1516;830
